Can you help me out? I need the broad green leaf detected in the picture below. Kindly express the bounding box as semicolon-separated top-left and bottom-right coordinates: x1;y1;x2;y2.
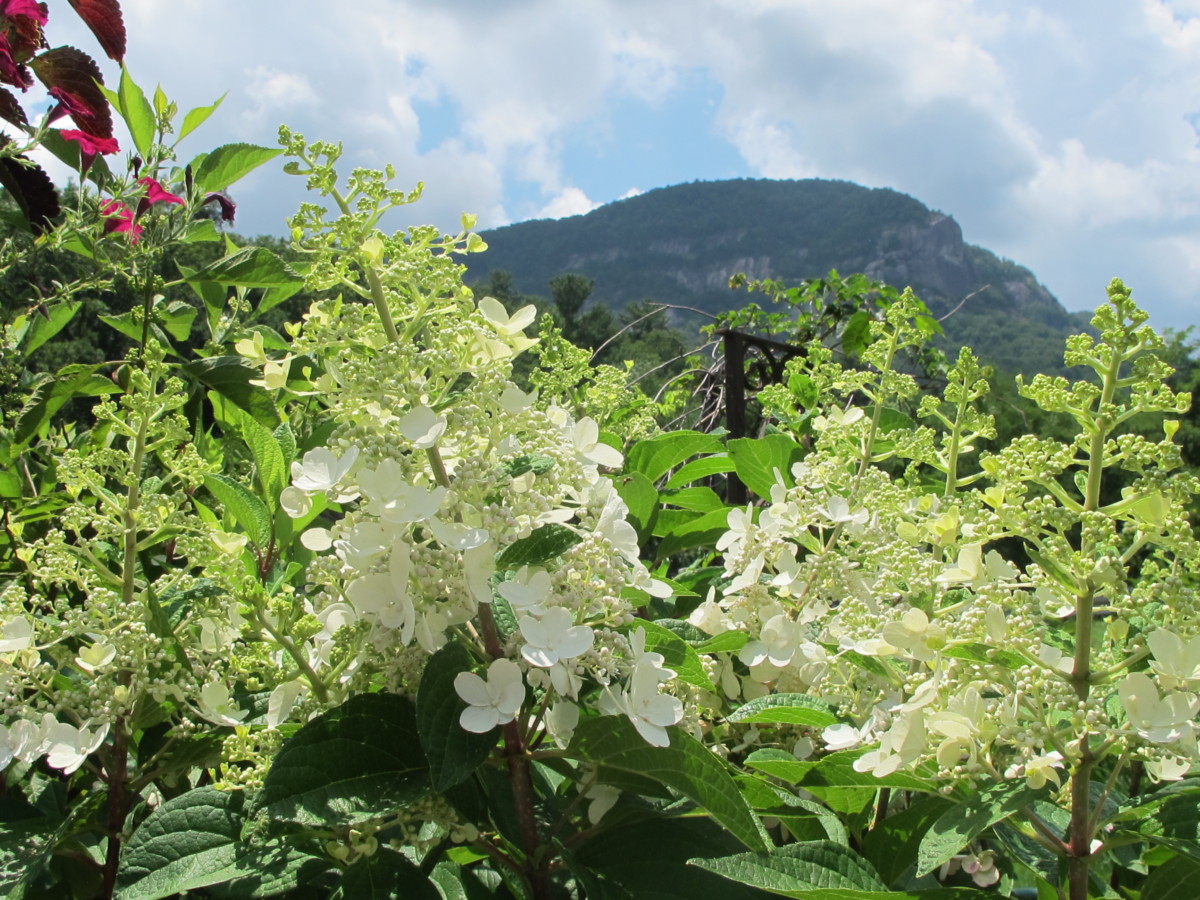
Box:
213;399;287;502
1141;791;1200;861
189;246;303;288
159;300;198;342
203;473;272;548
194;143;283;193
15;365;119;447
185;357;281;425
18;300;80;355
860;794;955;886
568;715;766;851
182;218;220;243
664;453;736;490
254;693;431;825
916;779;1044;875
841;310;872;358
663;485;725;513
497;523;581;569
656;508;735;560
178;262;227;336
98;310;144;342
417;643;501;791
626;430;723;483
727;694;838;728
611;471;658;538
333;847;440;899
1139;854;1200;900
744;748;935;792
693;630;750;653
119;65;156;158
179;93;226;143
573;817;774;900
690;841;887;895
727;434;804;499
117;788;247;900
638;619;716;691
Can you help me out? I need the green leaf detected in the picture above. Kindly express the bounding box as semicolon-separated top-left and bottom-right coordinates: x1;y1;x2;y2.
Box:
637;620;716;691
916;779;1044;875
612;471;658;538
417;643;501;791
160;300;198;342
693;630;750;654
182;218;220;243
213;399;287;502
841;311;872;358
1140;854;1200;900
860;794;955;886
193;143;283;193
333;847;440;899
568;715;766;851
943;642;1024;669
663;485;725;513
203;473;272;548
664;453;736;490
254;693;431;825
744;748;935;793
189;246;303;288
117;787;247;900
119;65;156;158
178;93;226;144
186;357;281;426
689;841;887;895
19;300;81;356
727;434;805;499
656;508;735;560
497;523;581;569
14;365;119;447
626;430;724;483
727;694;838;728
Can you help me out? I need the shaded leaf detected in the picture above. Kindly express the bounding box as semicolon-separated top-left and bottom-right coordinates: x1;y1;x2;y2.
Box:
189;246;303;288
333;847;440;900
203;473;272;548
184;356;281;426
638;619;715;691
568;715;766;851
690;841;887;895
0;87;27;128
916;779;1044;875
0;150;59;235
254;693;431;826
417;643;500;791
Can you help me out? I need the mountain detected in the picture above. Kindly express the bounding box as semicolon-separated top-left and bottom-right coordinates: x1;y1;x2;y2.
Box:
466;178;1084;375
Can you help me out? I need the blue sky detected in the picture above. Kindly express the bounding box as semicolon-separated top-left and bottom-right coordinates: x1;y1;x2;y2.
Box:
34;0;1200;330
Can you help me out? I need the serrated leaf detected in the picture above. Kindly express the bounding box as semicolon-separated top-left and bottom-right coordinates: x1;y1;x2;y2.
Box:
14;365;117;447
860;794;955;886
19;301;81;356
203;473;272;548
184;356;280;425
417;644;500;791
690;841;887;895
916;779;1043;875
626;431;724;483
194;143;283;193
727;694;838;727
1140;854;1200;900
727;434;804;500
568;715;766;851
215;401;286;502
254;693;430;825
0;150;59;235
119;65;155;158
497;523;581;569
744;748;935;792
189;246;302;288
30;47;113;140
638;620;715;691
67;0;126;62
160;300;197;342
179;93;226;144
117;788;247;899
333;847;440;899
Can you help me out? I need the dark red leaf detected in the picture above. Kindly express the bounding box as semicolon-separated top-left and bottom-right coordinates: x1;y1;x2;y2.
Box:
0;86;27;127
65;0;124;62
0;35;31;89
0;0;48;61
0;140;60;234
29;46;112;139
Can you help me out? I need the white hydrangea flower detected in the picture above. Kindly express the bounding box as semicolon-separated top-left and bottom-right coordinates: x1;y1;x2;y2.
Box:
497;566;553;613
454;658;525;733
853;708;927;777
570;417;623;468
291;445;359;494
601;658;683;747
40;716;109;774
196;682;249;727
519;608;594;668
1118;672;1199;744
1147;629;1200;689
398;406;447;449
740;613;802;668
0;616;33;652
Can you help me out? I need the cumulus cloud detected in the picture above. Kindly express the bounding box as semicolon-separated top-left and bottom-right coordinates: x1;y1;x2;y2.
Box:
23;0;1200;326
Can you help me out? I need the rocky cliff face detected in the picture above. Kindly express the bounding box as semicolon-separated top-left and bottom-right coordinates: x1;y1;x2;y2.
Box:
468;178;1076;372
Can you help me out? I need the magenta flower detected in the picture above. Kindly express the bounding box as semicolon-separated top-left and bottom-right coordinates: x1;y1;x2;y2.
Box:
137;176;184;207
0;0;47;89
60;129;118;176
101;199;141;243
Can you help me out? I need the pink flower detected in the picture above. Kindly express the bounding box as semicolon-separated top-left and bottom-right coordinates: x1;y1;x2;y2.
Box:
202;192;236;223
0;0;47;89
101;199;141;243
60;129;118;176
138;177;183;206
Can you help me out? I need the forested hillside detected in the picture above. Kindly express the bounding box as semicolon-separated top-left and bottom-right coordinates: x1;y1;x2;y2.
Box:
466;178;1085;374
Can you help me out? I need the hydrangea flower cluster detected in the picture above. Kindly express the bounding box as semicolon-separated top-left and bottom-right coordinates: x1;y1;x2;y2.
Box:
697;284;1200;803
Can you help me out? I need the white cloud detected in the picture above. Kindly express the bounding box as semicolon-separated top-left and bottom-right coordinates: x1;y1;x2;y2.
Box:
534;187;599;220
